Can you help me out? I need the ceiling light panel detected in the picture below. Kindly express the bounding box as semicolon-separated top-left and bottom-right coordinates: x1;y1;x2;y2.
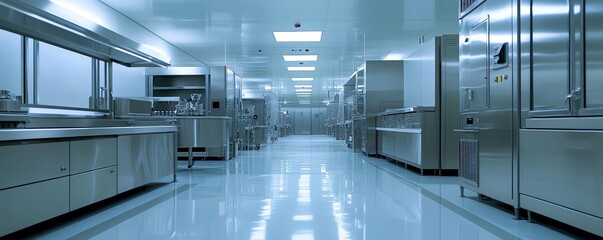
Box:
295;89;312;92
273;31;322;42
291;77;314;81
283;55;318;61
294;85;312;88
288;67;315;71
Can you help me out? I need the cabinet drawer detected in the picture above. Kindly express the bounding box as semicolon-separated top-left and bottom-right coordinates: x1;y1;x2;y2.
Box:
70;138;117;174
520;129;603;218
70;166;117;211
0;177;69;236
0;141;69;190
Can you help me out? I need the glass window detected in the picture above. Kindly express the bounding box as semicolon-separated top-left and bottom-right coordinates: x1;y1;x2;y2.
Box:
113;63;146;97
0;29;23;96
37;41;92;108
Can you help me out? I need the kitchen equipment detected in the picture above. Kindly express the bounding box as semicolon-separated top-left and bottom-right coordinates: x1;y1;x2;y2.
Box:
518;0;603;235
0;90;22;112
113;97;153;117
458;0;520;218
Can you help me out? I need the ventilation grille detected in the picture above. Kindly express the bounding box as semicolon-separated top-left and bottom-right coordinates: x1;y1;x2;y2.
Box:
460;0;479;12
459;139;479;185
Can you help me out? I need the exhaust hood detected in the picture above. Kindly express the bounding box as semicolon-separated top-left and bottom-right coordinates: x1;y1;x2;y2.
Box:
0;0;171;67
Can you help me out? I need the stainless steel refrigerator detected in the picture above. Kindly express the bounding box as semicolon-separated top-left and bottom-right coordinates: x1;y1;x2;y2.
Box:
519;0;603;236
458;0;521;218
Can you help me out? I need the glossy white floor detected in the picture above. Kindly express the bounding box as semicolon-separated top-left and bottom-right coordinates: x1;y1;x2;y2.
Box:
24;135;586;239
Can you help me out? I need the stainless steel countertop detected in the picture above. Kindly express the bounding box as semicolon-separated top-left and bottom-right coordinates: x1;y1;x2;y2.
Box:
377;106;435;116
0;126;177;142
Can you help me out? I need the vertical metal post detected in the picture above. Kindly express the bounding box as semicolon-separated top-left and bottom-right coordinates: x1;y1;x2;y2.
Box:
91;59;99;109
107;62;114;117
21;36;27;104
32;40;39;104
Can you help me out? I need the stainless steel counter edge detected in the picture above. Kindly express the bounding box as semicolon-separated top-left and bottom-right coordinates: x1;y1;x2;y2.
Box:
375;106;436;116
0;126;178;142
375;127;423;134
525;117;603;130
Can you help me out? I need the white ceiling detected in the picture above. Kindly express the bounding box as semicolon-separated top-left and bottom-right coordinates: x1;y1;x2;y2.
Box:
100;0;459;106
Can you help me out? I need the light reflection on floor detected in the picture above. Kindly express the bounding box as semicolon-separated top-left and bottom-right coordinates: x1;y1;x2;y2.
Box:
24;135;578;240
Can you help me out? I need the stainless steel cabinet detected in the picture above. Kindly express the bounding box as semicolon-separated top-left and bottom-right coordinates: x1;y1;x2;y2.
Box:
376;110;438;173
69;138;118;210
70;138;117;174
70;166;117;210
460;0;518;215
117;133;175;193
0;141;69;190
520;129;603;236
0;177;69;236
519;0;603;235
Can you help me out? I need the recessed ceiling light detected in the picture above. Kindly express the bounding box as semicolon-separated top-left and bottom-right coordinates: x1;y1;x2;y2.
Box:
295;89;312;92
291;77;314;81
294;85;312;88
297;94;311;97
288;67;315;71
283;55;318;62
273;31;322;42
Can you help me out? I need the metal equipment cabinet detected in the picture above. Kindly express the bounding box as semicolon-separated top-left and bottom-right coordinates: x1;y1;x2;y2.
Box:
403;35;459;171
0;142;70;236
117;133;175;193
376;108;439;174
518;0;603;236
147;67;242;160
458;0;520;217
240;98;267;150
69;138;117;210
363;61;405;156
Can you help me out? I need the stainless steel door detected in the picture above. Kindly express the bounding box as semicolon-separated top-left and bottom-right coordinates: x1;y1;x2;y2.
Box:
530;0;571;116
461;18;489;111
584;0;603;112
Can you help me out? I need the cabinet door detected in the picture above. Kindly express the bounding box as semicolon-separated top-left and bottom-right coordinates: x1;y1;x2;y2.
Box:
70;138;117;174
460;18;489;111
530;0;571;115
118;133;174;193
394;133;405;161
405;133;422;165
0;142;69;189
70;166;117;210
584;0;603;112
520;129;603;219
0;177;69;236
